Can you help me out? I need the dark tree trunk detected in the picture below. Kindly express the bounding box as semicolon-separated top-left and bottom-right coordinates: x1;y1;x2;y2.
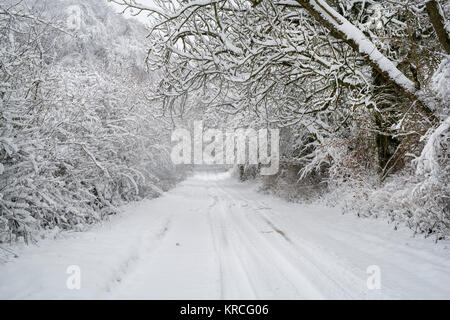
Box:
426;0;450;55
372;70;401;174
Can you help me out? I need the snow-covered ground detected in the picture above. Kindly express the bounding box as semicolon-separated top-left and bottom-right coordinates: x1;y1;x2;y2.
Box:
0;170;449;299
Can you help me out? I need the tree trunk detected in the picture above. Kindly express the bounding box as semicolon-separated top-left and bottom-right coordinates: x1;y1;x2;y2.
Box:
426;0;450;55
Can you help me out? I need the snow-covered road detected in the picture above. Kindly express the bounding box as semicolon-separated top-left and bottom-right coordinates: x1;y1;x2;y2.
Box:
1;171;449;299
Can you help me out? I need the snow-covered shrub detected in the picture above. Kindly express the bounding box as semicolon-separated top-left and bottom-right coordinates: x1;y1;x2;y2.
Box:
337;118;449;240
410;117;449;238
261;162;329;203
0;0;178;243
430;57;450;118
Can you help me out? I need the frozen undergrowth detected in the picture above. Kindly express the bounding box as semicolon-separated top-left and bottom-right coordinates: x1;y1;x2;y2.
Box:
257;116;449;242
0;0;183;246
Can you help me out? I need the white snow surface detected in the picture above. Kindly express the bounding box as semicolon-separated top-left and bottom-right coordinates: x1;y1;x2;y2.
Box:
0;170;449;299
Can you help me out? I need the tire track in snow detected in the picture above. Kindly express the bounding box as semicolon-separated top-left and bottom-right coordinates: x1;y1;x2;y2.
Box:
210;182;325;299
215;180;449;299
206;174;257;299
213;181;368;299
206;190;225;299
104;216;172;294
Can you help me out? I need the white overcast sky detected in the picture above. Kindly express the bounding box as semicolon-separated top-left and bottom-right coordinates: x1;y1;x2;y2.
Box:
107;0;157;26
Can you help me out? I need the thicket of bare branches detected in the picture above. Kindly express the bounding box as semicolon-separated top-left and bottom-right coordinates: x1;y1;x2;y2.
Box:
112;0;449;238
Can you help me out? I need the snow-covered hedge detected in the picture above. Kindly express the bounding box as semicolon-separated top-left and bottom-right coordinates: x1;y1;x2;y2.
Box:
339;119;449;240
0;0;179;244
